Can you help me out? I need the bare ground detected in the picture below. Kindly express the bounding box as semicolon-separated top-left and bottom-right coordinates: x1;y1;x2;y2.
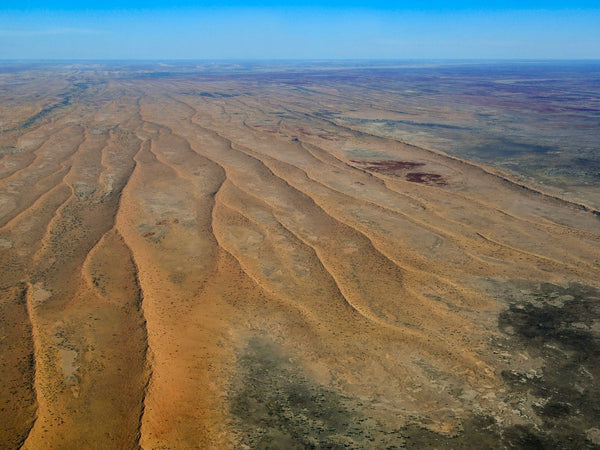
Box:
0;63;599;448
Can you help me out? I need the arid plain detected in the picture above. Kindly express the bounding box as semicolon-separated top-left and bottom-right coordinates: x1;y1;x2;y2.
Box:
1;62;599;448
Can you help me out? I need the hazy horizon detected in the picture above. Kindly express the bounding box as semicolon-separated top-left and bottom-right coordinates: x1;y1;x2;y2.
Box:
2;58;600;62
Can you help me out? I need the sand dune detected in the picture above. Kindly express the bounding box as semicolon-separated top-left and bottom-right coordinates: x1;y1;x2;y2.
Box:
1;64;599;448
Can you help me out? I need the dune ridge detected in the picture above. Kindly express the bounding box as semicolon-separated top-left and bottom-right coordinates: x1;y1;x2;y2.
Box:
1;67;599;447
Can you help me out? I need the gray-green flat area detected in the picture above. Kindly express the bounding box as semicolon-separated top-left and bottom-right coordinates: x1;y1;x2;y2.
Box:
324;61;600;209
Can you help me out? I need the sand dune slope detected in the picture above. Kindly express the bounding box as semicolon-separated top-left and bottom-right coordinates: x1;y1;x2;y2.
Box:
1;70;599;448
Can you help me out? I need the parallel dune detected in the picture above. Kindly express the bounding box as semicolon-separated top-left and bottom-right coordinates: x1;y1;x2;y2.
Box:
1;64;599;448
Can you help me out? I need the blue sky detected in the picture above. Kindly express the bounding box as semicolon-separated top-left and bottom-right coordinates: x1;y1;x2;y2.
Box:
1;1;599;59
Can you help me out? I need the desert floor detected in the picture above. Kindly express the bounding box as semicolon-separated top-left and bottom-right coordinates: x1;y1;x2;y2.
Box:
1;62;599;448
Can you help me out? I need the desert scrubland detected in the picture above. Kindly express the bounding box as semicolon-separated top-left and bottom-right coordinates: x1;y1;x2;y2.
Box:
0;62;599;448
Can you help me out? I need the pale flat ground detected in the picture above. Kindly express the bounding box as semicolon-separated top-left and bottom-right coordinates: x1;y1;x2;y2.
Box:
0;63;599;448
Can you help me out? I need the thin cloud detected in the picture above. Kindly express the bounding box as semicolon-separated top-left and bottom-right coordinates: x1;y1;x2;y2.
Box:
0;27;102;37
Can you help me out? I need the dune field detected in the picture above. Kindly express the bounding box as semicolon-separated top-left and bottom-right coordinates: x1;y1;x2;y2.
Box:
1;62;599;448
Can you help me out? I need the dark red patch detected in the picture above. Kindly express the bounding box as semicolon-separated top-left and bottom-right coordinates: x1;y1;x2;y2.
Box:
351;160;426;171
405;172;447;186
297;127;313;135
142;231;156;238
156;218;179;226
318;134;337;141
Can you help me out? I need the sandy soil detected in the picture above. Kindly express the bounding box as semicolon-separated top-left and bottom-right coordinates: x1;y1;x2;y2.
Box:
0;63;599;448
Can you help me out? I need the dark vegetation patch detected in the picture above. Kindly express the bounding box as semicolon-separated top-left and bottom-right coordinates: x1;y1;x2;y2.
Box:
229;284;600;450
394;281;600;449
229;336;403;448
495;282;600;448
179;91;240;98
468;138;556;159
14;96;70;131
352;118;468;131
0;146;18;156
544;160;600;182
1;83;89;134
197;92;239;98
398;416;551;449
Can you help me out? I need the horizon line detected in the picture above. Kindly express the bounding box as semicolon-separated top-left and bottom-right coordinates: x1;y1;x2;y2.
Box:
2;58;600;62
